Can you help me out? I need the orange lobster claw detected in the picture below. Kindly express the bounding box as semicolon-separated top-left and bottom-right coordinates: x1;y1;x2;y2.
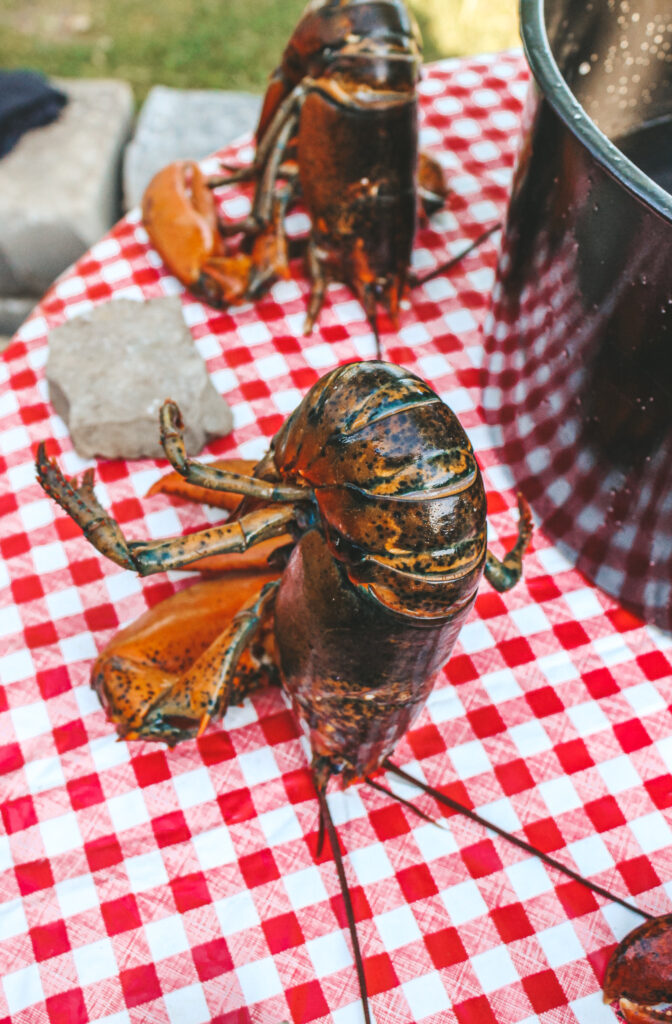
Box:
142;160;253;305
142;161;224;287
603;913;672;1023
142;160;291;307
93;571;280;744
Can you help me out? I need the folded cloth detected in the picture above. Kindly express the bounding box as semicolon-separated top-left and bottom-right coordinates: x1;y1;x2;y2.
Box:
0;69;68;158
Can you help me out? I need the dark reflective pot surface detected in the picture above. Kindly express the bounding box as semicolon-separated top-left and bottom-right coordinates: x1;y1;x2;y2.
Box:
484;0;672;629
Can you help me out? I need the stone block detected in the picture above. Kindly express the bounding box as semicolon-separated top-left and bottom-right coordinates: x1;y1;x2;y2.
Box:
46;296;233;460
0;78;134;297
123;86;262;210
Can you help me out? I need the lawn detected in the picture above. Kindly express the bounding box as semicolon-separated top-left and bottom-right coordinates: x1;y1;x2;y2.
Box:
0;0;520;103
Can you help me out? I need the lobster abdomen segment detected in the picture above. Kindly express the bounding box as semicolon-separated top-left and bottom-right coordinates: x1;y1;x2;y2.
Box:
274;528;474;781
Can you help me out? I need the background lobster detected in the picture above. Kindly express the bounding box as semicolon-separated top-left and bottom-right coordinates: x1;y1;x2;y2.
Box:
141;0;448;348
37;361;531;1022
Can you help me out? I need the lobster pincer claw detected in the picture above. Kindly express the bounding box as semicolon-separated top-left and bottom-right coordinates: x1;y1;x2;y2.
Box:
603;913;672;1023
142;159;292;308
35;444;138;571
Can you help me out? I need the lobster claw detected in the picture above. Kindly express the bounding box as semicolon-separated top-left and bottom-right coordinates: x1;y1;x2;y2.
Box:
141;160;244;306
603;914;672;1023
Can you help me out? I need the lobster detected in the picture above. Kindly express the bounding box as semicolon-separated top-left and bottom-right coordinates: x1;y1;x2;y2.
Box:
141;0;448;348
37;360;531;1021
602;914;672;1023
37;360;672;1021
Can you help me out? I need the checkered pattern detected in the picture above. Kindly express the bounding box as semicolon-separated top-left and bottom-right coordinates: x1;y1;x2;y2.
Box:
482;216;672;632
1;52;670;1024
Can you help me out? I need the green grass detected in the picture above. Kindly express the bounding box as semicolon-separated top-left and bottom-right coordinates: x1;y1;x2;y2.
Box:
0;0;520;104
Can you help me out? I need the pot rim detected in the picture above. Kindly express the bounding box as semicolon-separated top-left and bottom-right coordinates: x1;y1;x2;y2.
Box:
519;0;672;222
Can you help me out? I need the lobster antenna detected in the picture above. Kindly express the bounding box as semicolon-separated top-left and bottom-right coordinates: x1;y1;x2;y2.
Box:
316;801;327;858
411;222;502;287
382;761;652;920
315;784;372;1024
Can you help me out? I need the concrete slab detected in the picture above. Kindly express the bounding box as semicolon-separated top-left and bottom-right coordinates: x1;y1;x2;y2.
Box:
46;296;233;459
123;86;262;210
0;78;134;298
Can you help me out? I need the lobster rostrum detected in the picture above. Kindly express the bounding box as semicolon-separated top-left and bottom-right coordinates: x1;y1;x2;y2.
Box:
37;361;537;1021
141;0;448;347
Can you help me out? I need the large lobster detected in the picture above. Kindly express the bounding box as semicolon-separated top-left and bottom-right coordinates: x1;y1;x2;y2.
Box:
38;360;672;1021
141;0;448;346
38;361;530;1021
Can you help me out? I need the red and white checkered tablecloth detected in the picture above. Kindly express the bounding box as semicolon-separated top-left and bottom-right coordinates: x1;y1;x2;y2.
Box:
2;52;672;1024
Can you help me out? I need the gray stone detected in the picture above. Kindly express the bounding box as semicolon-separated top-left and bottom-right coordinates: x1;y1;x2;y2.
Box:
0;296;34;335
46;297;233;460
0;78;134;297
123;86;262;210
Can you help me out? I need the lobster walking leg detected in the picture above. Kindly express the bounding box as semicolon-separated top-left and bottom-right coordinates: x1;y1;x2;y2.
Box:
35;443;303;576
484;492;534;592
215;83;305;238
159;401;308;503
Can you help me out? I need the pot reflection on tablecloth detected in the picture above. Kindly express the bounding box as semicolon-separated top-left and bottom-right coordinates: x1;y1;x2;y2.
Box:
484;0;672;630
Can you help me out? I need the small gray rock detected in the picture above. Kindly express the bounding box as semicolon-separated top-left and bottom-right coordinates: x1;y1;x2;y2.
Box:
46;297;233;459
123;86;262;210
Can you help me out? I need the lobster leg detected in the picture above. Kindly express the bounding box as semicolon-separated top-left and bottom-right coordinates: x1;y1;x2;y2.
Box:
304;236;328;335
35;443;304;576
202;93;304;304
214;84;305;238
210;81;305;192
417;151;448;217
484;492;533;592
158;400;309;504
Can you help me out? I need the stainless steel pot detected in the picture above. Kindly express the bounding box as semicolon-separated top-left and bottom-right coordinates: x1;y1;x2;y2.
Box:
484;0;672;629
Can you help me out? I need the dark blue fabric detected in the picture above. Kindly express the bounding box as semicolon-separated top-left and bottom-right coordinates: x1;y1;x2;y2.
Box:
0;70;68;158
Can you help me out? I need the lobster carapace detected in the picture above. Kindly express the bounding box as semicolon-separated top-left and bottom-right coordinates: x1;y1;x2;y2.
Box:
602;914;672;1024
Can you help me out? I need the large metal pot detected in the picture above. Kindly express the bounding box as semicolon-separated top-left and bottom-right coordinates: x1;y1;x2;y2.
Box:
484;0;672;629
